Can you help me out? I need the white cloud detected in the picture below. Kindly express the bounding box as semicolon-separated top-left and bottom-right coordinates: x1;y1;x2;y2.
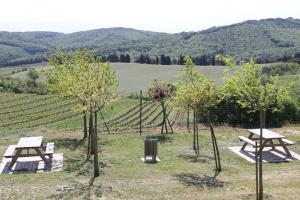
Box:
0;0;299;33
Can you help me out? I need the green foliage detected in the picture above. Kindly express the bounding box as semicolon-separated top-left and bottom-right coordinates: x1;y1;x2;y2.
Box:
1;18;300;66
173;58;217;114
218;55;291;113
27;68;39;81
148;80;173;101
48;49;118;112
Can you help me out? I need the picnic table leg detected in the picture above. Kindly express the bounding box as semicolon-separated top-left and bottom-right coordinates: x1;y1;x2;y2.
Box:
241;133;254;151
257;139;269;156
8;149;22;170
34;148;51;168
277;139;292;157
268;140;275;150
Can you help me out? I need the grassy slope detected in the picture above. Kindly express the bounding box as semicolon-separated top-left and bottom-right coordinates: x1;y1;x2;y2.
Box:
0;63;229;94
1;62;299;98
51;98;139;131
0;127;299;199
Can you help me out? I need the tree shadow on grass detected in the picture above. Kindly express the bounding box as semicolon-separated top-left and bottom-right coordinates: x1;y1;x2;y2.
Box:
146;134;173;144
50;138;85;151
177;153;215;163
177;154;209;163
175;173;224;188
49;181;102;200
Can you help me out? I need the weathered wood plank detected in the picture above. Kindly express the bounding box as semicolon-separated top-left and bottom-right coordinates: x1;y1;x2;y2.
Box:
282;138;295;145
16;136;42;148
248;129;285;139
45;143;54;154
238;136;257;147
4;145;16;158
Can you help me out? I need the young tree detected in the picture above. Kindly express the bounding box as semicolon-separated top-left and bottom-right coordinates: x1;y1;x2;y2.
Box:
218;55;290;200
173;57;221;172
48;49;118;178
148;80;173;134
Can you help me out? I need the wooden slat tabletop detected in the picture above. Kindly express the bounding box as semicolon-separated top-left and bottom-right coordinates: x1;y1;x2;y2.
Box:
16;136;43;148
248;129;285;139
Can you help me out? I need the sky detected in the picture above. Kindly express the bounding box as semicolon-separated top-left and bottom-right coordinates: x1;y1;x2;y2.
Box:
0;0;299;33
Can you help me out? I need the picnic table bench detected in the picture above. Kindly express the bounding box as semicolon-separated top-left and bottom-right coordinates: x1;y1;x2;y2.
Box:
3;136;54;170
239;129;295;157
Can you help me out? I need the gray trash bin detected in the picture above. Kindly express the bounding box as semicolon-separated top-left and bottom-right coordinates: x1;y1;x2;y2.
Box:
144;138;158;162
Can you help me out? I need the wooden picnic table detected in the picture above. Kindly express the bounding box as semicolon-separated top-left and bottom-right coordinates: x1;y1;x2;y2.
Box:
239;129;295;157
5;136;54;170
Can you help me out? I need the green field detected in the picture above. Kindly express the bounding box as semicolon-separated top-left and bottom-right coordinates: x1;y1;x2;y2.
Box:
0;63;300;199
0;127;299;199
1;62;300;96
0;63;229;94
0;92;180;135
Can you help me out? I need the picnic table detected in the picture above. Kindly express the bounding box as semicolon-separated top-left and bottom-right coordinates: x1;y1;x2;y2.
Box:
3;136;54;170
239;129;295;157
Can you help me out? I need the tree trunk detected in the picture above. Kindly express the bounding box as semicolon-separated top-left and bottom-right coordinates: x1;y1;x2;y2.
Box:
94;111;100;177
160;101;167;134
163;103;168;134
83;111;87;139
187;105;190;132
89;111;94;155
193;109;196;151
208;114;221;172
166;116;174;134
195;111;199;154
258;110;266;200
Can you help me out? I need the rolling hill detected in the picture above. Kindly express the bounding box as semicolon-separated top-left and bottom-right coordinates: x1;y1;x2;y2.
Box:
1;17;300;66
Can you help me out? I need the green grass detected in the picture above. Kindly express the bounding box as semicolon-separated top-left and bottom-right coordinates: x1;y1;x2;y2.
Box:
0;92;139;134
278;74;300;97
0;127;299;199
0;63;229;94
2;62;300;97
109;63;229;93
50;98;139;131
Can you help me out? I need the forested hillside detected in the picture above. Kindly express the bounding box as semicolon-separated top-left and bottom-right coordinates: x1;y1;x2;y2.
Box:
1;18;300;66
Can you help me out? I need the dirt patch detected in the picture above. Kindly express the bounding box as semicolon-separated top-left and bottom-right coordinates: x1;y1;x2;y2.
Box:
273;127;300;136
31;128;83;139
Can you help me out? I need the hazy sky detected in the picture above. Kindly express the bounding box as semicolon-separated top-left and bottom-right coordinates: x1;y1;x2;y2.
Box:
1;0;299;33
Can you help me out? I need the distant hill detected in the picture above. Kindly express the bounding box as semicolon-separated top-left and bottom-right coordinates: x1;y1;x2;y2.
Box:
1;17;300;66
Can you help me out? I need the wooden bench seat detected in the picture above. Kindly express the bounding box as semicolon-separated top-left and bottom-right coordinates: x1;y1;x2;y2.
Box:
44;142;54;158
4;145;16;158
238;136;259;147
282;138;295;145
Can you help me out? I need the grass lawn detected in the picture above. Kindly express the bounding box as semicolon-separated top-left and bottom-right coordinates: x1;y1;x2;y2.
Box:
0;126;299;199
2;62;300;97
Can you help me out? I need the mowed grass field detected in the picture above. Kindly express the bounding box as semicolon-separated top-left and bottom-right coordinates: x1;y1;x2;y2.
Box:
1;62;300;96
0;127;299;199
0;63;229;94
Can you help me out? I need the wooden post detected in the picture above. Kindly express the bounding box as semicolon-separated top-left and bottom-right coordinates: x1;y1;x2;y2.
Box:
83;111;87;139
94;111;99;177
139;90;142;135
255;141;259;200
258;110;266;200
187;105;190;132
99;111;110;134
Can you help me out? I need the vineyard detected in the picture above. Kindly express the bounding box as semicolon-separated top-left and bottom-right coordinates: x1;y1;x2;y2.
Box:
0;92;181;133
99;100;180;133
0;92;81;131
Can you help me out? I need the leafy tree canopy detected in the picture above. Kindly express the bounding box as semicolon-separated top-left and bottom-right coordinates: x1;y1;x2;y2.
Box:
217;55;291;112
48;49;118;112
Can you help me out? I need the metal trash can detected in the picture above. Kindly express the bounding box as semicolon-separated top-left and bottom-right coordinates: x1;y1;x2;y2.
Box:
144;138;158;162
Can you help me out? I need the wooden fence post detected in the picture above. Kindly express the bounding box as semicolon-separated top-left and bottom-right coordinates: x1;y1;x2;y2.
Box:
139;90;142;135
